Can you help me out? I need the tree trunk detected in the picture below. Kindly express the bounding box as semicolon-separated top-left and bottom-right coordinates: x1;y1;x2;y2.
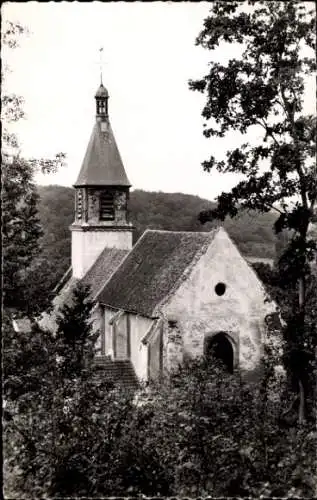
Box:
297;274;306;424
298;379;305;425
298;275;305;314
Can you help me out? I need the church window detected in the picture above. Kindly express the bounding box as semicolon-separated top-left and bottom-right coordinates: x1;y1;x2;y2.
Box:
77;190;83;220
100;191;115;220
215;282;226;296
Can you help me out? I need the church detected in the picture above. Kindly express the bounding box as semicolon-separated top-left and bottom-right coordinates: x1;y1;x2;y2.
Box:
40;81;280;387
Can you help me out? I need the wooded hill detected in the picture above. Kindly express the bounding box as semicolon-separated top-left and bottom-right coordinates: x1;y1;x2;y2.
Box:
37;185;279;288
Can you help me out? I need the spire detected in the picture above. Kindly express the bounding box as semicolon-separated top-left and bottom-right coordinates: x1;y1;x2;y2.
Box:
74;83;130;188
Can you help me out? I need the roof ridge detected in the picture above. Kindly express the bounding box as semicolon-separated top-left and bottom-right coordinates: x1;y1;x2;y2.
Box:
143;229;212;236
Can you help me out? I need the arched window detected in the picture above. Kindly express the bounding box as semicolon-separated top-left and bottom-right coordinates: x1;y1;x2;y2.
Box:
204;333;234;373
100;191;115;221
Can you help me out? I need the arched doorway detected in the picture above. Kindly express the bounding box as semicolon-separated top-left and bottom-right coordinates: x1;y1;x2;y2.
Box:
204;333;234;373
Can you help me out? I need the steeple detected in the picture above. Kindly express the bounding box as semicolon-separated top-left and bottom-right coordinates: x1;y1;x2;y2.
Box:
70;81;133;279
74;83;130;188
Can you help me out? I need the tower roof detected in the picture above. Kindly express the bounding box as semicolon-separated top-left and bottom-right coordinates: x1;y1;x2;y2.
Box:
74;116;131;188
95;83;109;98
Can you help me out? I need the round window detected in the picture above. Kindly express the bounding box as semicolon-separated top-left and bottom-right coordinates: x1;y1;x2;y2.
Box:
215;282;226;296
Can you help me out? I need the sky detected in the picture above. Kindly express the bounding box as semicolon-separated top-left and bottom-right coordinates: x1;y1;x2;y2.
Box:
2;1;315;202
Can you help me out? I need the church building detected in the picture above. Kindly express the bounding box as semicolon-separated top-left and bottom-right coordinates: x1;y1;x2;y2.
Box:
42;81;280;387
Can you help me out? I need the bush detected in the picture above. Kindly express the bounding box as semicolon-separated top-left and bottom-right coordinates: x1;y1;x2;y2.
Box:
107;357;317;497
4;317;316;498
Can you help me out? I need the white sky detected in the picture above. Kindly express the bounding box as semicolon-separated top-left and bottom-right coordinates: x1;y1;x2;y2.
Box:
2;1;315;201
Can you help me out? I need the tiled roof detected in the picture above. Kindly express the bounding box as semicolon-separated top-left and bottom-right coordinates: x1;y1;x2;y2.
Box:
74;120;131;187
40;247;127;331
81;247;129;299
96;229;215;317
93;358;139;392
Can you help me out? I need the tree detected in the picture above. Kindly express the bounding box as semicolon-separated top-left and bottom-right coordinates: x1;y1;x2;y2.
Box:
2;157;43;312
189;0;316;422
55;283;99;379
2;20;66;316
3;283;109;498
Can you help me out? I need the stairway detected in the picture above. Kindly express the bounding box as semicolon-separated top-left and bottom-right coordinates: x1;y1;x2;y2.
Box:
93;357;139;392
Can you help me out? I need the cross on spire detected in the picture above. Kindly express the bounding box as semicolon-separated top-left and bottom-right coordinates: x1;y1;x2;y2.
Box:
99;47;104;85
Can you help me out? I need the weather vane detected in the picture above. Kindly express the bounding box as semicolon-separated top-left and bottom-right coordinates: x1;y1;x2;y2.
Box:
99;47;104;85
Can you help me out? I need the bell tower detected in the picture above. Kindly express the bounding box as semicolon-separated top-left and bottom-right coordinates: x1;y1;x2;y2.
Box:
70;83;133;279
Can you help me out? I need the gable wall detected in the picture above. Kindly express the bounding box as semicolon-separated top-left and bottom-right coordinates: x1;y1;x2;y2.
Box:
162;228;277;372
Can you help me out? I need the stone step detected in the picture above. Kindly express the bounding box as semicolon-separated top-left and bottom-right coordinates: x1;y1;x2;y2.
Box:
92;357;139;391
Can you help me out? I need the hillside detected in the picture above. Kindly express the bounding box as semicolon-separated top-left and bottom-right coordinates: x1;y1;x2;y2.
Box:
36;185;279;288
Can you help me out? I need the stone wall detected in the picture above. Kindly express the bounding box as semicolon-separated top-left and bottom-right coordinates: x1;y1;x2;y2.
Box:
75;187;129;225
86;188;128;225
164;319;183;372
162;227;277;374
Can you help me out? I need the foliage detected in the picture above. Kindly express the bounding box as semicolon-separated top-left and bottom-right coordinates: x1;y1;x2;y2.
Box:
190;0;316;422
2;160;65;315
189;0;316;266
5;327;316;499
3;308;56;497
2;19;66;316
55;283;99;379
3;283;120;498
2;157;42;311
103;356;315;498
190;1;315;214
253;262;317;420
